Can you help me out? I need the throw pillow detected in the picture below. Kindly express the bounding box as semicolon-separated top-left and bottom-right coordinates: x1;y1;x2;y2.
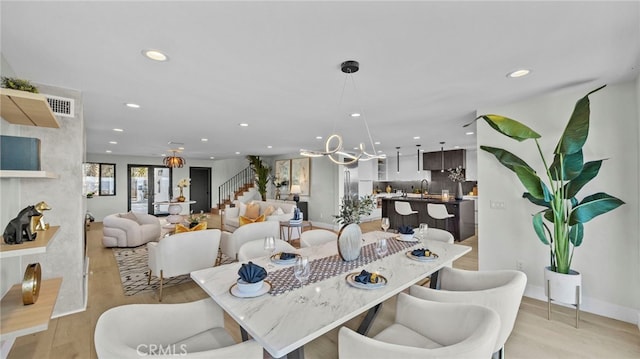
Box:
119;211;140;224
239;214;266;226
175;222;207;233
263;205;276;217
245;202;260;219
235;201;247;217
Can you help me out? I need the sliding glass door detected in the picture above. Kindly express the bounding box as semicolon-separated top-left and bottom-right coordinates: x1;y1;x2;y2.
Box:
128;165;172;215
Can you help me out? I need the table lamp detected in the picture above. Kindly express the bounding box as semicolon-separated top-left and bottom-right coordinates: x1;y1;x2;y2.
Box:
290;185;301;203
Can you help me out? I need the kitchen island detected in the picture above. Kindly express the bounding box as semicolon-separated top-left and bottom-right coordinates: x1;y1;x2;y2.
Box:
381;196;475;241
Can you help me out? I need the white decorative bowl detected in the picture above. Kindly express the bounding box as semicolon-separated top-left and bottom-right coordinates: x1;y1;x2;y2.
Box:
400;233;415;241
236;279;263;294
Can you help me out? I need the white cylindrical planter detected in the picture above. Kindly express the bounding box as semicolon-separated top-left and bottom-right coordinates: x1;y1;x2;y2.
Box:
544;266;582;327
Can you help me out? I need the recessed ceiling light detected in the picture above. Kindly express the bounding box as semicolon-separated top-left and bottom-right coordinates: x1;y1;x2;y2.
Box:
353;147;359;150
125;103;140;109
413;136;420;140
378;150;383;153
178;147;184;150
113;128;124;132
109;141;117;144
374;141;381;145
210;156;215;160
454;145;461;149
465;131;474;135
161;154;166;157
507;69;530;78
142;49;168;62
201;138;208;142
267;145;273;149
105;150;112;153
351;113;361;117
316;136;323;140
235;151;241;155
239;123;249;127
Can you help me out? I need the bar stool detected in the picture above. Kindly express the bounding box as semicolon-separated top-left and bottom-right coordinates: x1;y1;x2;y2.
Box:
394;201;418;228
427;203;454;232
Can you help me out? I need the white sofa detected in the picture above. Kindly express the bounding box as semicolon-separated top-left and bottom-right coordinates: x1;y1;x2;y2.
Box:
223;200;297;232
102;212;161;247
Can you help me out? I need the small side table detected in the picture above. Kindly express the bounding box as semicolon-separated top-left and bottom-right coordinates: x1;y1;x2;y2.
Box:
279;220;312;242
153;201;196;230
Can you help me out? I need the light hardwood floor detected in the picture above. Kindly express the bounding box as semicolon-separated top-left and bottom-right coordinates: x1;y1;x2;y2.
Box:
8;217;639;358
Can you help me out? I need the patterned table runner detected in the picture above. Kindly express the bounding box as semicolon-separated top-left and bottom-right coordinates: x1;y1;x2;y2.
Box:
267;236;419;295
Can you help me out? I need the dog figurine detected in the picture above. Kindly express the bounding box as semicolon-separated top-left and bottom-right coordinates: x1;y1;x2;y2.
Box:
30;201;52;232
3;206;41;244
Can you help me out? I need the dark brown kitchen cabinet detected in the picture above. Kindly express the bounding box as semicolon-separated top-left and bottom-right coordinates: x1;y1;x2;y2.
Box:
423;149;466;170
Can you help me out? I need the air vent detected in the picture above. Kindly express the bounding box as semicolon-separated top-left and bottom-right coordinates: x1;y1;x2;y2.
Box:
44;94;75;118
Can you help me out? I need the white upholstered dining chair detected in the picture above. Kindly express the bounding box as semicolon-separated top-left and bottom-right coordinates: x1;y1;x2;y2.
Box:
409;267;527;359
147;229;220;301
218;221;279;263
425;228;454;244
339;292;500;359
237;238;296;261
299;229;338;248
94;298;262;358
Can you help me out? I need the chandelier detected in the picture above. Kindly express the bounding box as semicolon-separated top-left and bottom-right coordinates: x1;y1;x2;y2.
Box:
300;60;385;166
163;150;186;168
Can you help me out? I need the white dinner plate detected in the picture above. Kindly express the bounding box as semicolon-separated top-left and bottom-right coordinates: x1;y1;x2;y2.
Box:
405;251;439;262
394;234;419;242
270;252;300;264
345;272;388;289
229;281;271;298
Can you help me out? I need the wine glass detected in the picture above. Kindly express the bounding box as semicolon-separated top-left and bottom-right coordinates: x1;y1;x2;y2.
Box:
264;236;276;268
381;217;390;233
294;256;310;303
375;238;388;272
419;223;429;245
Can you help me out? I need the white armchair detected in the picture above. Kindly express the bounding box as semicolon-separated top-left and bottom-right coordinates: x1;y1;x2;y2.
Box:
339;292;500;359
94;298;263;358
147;229;221;301
103;212;161;247
409;267;527;358
219;221;279;262
237;238;296;261
299;229;338;248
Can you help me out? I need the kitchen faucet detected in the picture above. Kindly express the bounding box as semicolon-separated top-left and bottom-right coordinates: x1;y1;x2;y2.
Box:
420;179;429;199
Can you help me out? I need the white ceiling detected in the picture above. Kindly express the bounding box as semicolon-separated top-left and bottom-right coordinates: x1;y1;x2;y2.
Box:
2;1;638;160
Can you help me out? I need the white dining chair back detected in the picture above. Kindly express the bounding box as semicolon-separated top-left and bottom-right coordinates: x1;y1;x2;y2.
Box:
409;267;527;358
95;298;262;358
338;292;500;359
219;221;280;261
299;229;338;248
426;228;454;244
238;238;296;261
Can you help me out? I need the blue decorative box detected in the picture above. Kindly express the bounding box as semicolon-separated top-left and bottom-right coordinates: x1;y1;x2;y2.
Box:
0;135;41;170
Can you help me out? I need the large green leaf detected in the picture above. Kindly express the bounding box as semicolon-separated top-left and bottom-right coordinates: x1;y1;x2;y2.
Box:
513;165;551;201
554;85;605;155
564;160;603;198
569;192;625;225
523;192;551;208
479;115;541;141
569;223;584;247
544;208;554;222
549;150;583;181
533;212;550;245
480;146;533;173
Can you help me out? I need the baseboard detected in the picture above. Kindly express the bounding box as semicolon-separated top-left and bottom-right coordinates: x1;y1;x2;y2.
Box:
525;284;638;325
1;338;15;359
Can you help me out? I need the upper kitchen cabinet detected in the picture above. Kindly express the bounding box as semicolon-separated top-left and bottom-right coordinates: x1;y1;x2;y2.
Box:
0;88;60;128
423;149;466;171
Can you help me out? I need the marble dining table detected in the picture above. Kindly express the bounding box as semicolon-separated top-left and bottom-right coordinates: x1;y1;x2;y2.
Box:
191;230;471;359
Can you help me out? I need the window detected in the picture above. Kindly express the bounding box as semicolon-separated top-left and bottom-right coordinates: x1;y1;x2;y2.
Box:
83;163;116;196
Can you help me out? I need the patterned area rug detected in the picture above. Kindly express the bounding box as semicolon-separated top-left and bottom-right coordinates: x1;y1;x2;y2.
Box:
113;246;234;296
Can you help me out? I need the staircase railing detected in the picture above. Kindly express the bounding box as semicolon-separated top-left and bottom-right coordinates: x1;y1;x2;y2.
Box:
218;166;253;209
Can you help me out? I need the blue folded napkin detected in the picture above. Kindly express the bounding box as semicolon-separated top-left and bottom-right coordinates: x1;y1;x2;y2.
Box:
398;225;414;235
238;261;267;283
354;270;379;284
278;252;297;260
411;248;432;257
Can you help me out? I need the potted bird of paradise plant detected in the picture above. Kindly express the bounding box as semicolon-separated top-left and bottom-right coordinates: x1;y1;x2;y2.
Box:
475;85;624;313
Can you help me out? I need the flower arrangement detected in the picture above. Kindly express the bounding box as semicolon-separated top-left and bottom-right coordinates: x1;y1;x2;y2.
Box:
177;178;190;188
447;166;465;183
187;210;209;224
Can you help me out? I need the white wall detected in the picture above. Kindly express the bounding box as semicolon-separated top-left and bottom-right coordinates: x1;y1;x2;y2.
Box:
477;79;639;324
